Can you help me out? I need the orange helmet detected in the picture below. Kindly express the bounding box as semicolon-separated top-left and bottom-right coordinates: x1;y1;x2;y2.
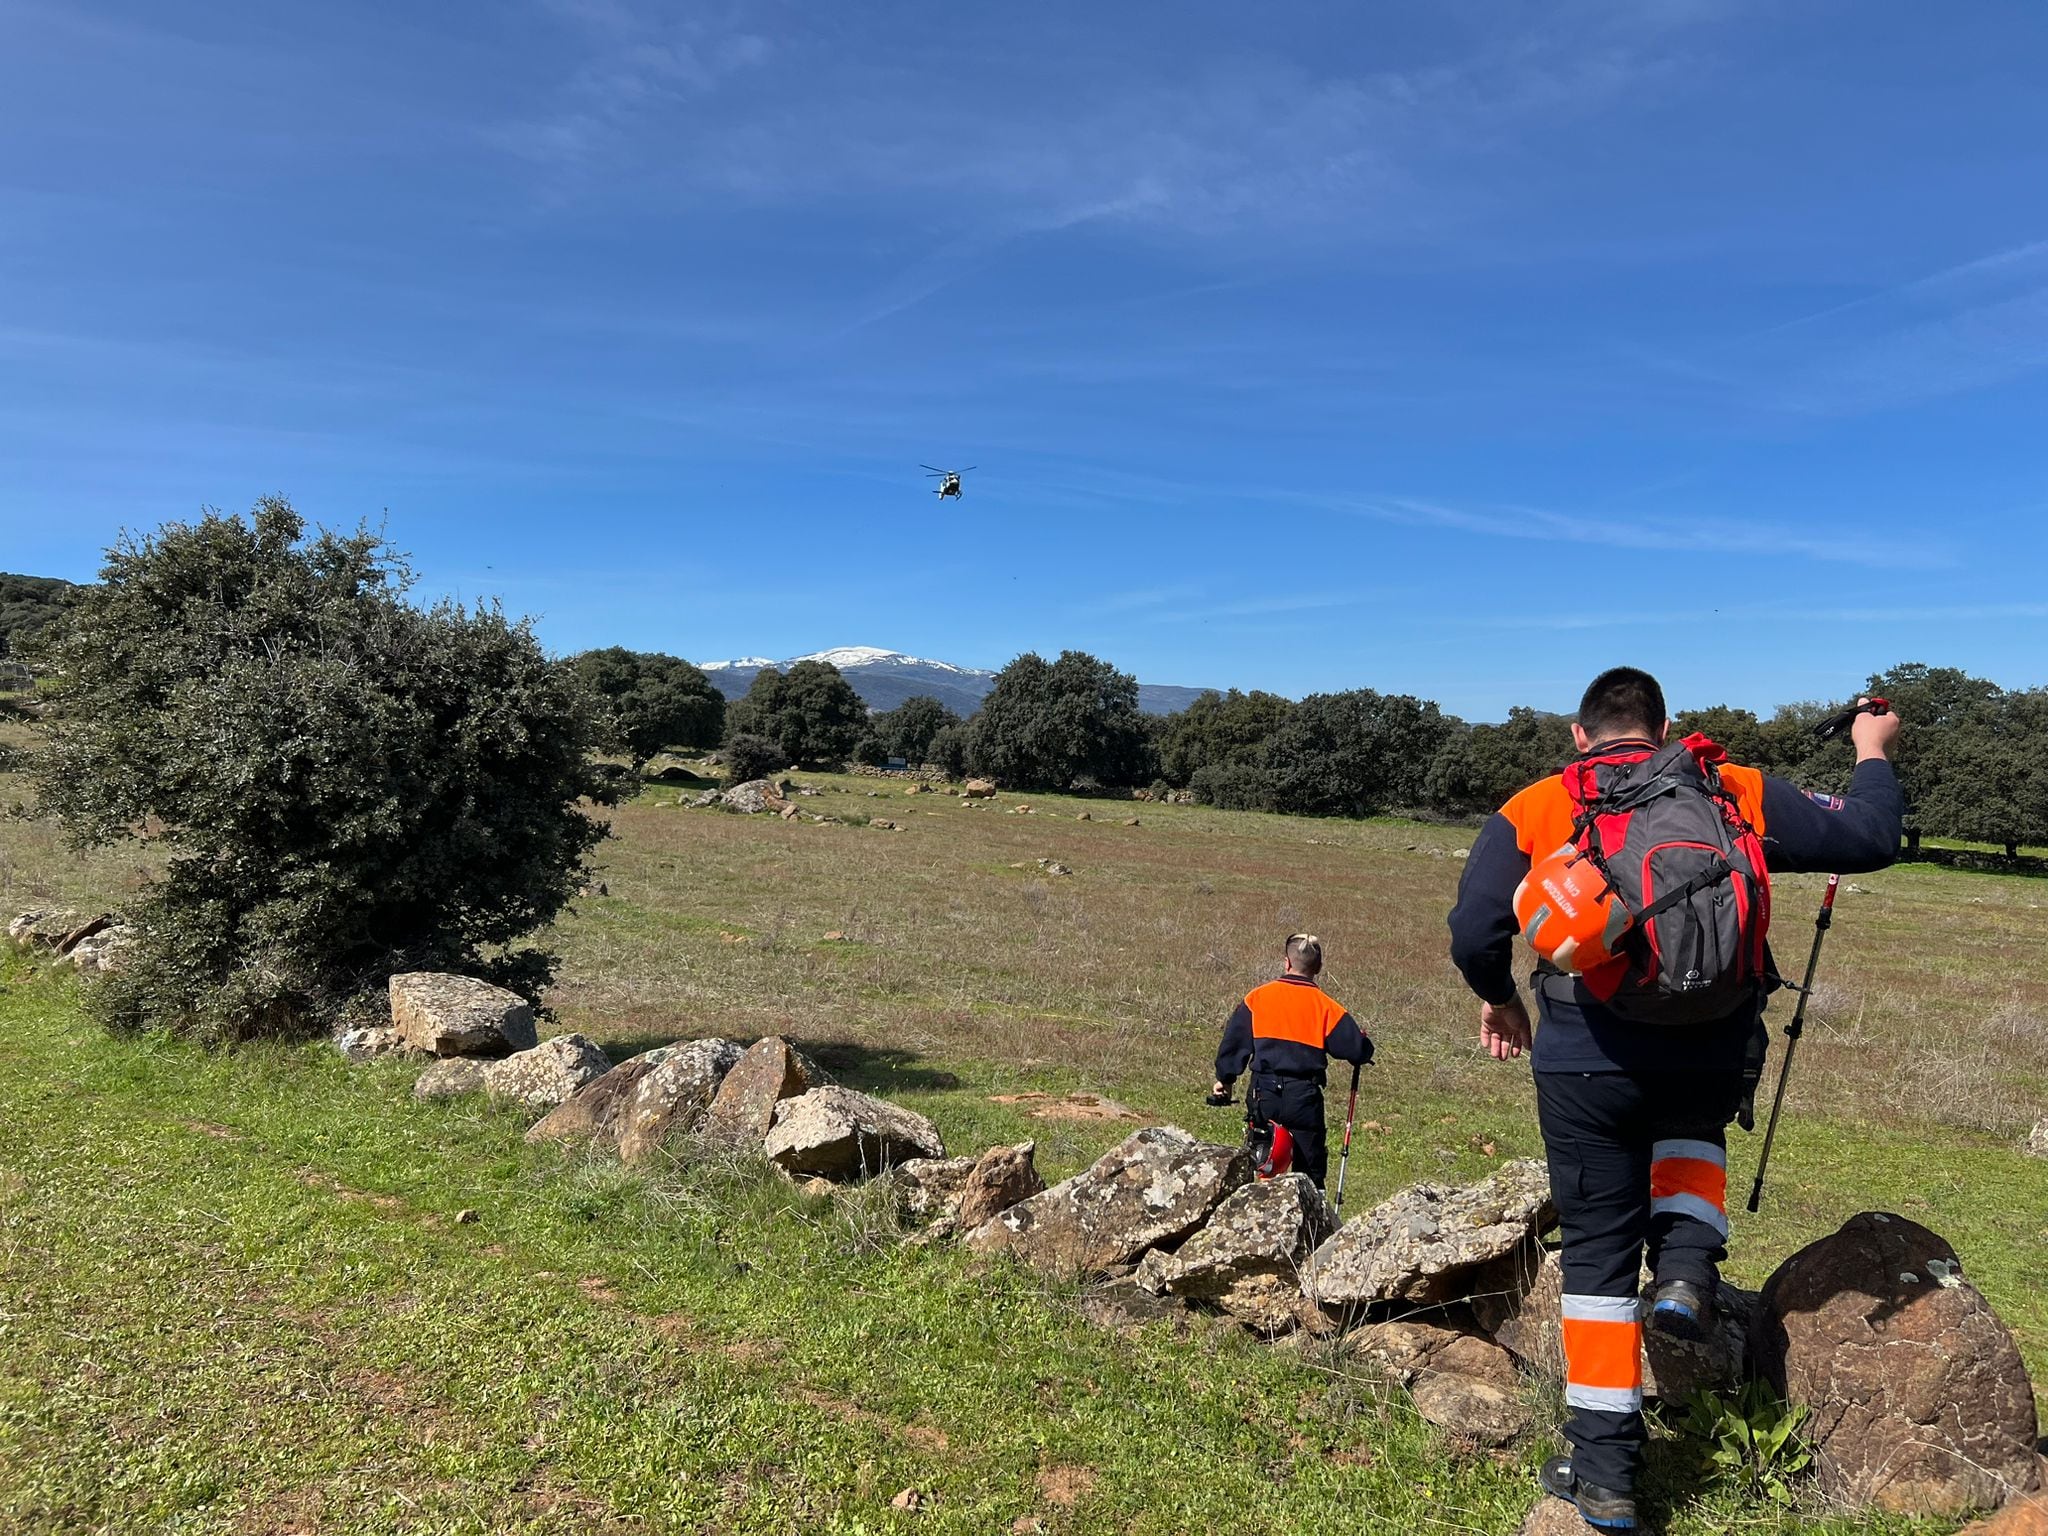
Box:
1514;844;1632;974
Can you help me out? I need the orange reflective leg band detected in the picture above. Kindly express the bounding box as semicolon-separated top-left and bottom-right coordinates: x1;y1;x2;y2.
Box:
1561;1294;1643;1413
1650;1138;1729;1238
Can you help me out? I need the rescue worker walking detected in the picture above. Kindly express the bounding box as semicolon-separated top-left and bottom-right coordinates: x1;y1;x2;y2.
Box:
1210;934;1373;1190
1447;667;1901;1531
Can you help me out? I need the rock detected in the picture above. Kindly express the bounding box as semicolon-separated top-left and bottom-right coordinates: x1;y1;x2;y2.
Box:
963;779;997;798
1077;1276;1191;1335
1954;1475;2048;1535
700;1036;824;1149
1410;1347;1532;1446
483;1034;613;1111
720;778;792;815
414;1057;489;1100
1303;1159;1555;1309
1074;810;1092;821
455;1208;479;1224
2027;1119;2048;1159
888;1156;976;1222
1516;1496;1597;1536
66;922;136;974
1645;1280;1756;1403
1132;1247;1178;1295
1753;1212;2041;1518
388;973;538;1058
955;1141;1045;1230
1122;817;1141;827
1035;859;1073;877
614;1039;749;1163
763;1085;945;1179
964;1126;1252;1277
870;818;901;831
1355;1314;1482;1384
526;1039;742;1154
8;908;114;955
1154;1174;1335;1334
333;1024;409;1063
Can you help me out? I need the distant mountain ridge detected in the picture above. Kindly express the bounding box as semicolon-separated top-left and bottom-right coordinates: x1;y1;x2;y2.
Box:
696;646;1211;717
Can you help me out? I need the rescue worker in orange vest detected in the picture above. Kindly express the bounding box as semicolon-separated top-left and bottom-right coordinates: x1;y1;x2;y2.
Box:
1209;934;1373;1189
1448;667;1901;1531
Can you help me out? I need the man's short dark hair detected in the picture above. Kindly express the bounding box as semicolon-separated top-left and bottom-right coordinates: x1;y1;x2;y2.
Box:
1579;667;1667;741
1285;933;1323;976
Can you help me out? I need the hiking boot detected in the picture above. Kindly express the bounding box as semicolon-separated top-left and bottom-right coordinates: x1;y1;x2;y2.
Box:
1539;1455;1637;1531
1646;1278;1709;1342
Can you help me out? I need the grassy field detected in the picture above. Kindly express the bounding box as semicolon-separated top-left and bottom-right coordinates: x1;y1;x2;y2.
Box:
3;750;2046;1534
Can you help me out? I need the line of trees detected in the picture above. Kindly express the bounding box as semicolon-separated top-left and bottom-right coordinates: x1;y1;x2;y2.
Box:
566;647;2048;855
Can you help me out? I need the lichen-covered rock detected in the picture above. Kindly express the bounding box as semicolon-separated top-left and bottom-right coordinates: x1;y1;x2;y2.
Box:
888;1156;976;1222
525;1039;741;1153
1644;1279;1756;1403
955;1141;1045;1230
720;778;791;815
1409;1333;1531;1447
1470;1238;1562;1374
414;1057;489;1100
1152;1174;1334;1334
1754;1212;2041;1519
1303;1159;1554;1308
964;1126;1251;1277
700;1035;823;1149
483;1034;612;1111
388;973;537;1058
763;1086;945;1179
1077;1276;1192;1335
614;1039;748;1163
8;909;113;955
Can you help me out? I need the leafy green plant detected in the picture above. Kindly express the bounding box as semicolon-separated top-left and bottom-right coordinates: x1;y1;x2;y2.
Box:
1680;1381;1813;1506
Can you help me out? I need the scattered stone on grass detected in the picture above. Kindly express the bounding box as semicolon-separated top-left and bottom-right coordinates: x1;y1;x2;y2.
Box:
1303;1158;1555;1308
527;1047;672;1148
333;1024;410;1063
889;1156;976;1222
1753;1211;2041;1519
764;1085;945;1179
2027;1119;2048;1159
414;1057;490;1100
963;779;996;798
483;1033;612;1110
965;1125;1250;1276
388;972;537;1058
701;1035;823;1149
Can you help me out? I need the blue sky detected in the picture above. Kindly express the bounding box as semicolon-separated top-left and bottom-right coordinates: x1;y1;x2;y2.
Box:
4;1;2046;719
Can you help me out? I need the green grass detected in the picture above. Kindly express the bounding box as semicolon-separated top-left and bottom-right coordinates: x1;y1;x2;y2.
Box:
3;751;2045;1533
0;959;1983;1536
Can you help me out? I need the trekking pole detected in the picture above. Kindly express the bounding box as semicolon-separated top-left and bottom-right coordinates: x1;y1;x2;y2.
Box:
1745;878;1836;1214
1333;1060;1364;1211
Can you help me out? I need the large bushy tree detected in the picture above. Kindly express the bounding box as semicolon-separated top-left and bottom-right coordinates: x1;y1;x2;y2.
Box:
1158;688;1294;787
969;650;1149;790
567;646;724;765
32;499;613;1043
1424;706;1574;815
872;695;962;766
1262;688;1453;817
724;659;867;769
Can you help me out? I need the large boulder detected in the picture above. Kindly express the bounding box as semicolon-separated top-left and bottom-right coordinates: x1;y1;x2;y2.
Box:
1645;1279;1757;1403
483;1034;612;1111
1954;1475;2048;1536
1151;1174;1335;1335
1303;1159;1554;1309
964;1126;1251;1277
956;1141;1045;1230
388;973;537;1058
721;778;791;815
763;1086;945;1179
1753;1212;2041;1518
615;1038;750;1163
8;909;113;955
700;1035;823;1149
525;1039;742;1153
962;779;997;798
67;922;135;974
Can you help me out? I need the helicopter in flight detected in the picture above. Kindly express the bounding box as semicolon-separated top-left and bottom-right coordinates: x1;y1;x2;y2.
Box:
921;464;975;500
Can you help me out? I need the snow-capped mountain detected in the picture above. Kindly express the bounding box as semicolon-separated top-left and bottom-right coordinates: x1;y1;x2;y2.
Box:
696;647;1210;717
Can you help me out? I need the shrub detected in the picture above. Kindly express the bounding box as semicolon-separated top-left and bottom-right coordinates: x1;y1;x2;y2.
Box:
926;723;970;779
32;499;613;1044
852;734;889;767
1190;761;1273;811
969;650;1149;791
722;733;785;785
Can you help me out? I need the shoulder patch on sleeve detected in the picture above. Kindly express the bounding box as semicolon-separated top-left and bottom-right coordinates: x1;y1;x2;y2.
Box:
1803;789;1845;811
